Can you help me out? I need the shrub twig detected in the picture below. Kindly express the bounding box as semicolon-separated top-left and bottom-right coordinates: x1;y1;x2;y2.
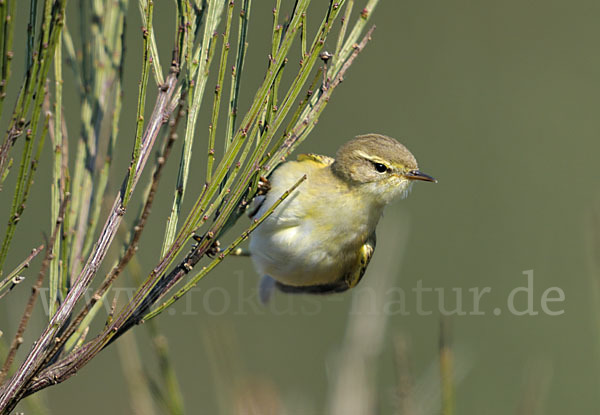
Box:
0;197;69;385
0;245;44;301
0;1;381;412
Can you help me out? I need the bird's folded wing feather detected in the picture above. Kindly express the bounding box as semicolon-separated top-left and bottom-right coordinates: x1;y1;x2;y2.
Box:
345;231;377;289
297;153;335;166
249;154;330;221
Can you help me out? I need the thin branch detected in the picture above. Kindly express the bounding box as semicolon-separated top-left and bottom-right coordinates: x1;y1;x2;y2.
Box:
138;0;164;86
53;99;185;357
0;197;68;384
224;0;251;151
0;72;179;413
0;0;17;118
334;0;353;56
271;25;376;163
128;3;347;319
0;104;52;275
206;0;235;183
48;26;64;318
165;0;313;256
0;245;44;301
144;174;307;320
0;2;381;410
21;175;306;400
195;1;348;241
161;0;225;256
67;0;129;284
330;0;378;77
123;0;155;208
0;0;66;190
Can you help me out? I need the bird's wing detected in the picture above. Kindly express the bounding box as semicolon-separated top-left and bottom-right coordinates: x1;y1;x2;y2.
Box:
249;157;324;221
344;231;377;289
297;153;335;166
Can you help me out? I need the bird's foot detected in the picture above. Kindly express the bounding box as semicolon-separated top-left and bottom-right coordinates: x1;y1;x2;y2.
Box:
245;177;271;218
257;176;271;195
192;233;221;258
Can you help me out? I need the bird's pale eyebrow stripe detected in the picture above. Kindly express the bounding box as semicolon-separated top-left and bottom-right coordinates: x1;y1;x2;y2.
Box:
354;150;399;169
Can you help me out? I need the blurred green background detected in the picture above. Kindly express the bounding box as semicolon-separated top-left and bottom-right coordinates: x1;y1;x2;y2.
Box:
1;0;599;414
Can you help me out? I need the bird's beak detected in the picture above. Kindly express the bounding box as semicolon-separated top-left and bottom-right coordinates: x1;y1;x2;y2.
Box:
404;170;437;183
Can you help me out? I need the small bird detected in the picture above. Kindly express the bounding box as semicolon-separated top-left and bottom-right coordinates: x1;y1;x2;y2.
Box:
249;134;435;302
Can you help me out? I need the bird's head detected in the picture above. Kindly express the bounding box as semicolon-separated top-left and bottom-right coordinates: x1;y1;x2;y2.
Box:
331;134;436;204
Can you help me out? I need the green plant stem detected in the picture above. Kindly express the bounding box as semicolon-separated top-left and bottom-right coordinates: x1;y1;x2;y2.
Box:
161;0;225;255
0;0;66;187
275;25;375;164
49;29;64;318
153;1;308;279
0;71;179;413
2;2;381;408
271;0;281;56
57;99;184;357
154;0;335;281
138;0;164;85
300;11;306;60
335;0;353;56
330;0;378;77
26;0;38;72
224;0;251;151
206;0;234;183
0;0;17;118
66;0;129;282
123;0;154;208
0;0;67;272
0;245;43;300
62;20;84;282
0;197;68;385
220;0;251;197
144;174;307;320
0;107;51;274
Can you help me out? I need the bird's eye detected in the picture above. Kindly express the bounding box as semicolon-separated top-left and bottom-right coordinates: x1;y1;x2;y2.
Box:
373;162;387;173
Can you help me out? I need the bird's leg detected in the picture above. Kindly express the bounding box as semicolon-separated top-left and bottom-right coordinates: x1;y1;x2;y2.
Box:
257;176;271;195
239;176;271;219
192;233;221;258
246;176;271;218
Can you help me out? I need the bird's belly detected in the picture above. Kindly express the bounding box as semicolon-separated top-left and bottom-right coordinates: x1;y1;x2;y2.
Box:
249;218;363;287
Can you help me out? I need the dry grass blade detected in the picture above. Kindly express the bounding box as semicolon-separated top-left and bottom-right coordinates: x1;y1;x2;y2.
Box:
327;210;409;415
393;335;416;415
439;317;455;415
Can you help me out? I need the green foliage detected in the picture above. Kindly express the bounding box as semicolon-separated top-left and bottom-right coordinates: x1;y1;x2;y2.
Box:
0;0;379;412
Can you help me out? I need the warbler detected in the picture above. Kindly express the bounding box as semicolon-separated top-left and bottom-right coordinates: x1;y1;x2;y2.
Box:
249;134;435;302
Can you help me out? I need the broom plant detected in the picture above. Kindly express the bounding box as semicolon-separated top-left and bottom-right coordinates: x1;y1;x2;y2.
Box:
0;0;379;412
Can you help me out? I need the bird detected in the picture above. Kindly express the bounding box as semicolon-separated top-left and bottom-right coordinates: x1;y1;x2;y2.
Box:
248;133;435;303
